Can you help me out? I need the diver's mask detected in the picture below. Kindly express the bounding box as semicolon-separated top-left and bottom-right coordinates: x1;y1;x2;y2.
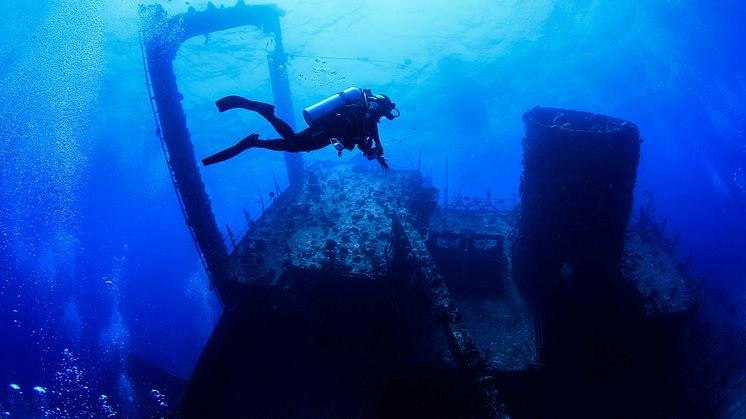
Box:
378;94;400;120
367;92;400;120
385;104;400;120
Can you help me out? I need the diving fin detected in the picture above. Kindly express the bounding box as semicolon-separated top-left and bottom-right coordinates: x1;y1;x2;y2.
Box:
202;134;259;166
216;96;275;117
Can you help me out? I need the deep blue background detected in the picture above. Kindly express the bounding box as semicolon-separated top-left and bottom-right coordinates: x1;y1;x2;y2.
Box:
1;0;744;416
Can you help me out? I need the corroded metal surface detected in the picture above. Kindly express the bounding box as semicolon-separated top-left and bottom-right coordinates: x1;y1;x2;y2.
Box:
429;209;538;371
621;229;694;315
184;161;695;418
394;212;509;418
227;163;423;284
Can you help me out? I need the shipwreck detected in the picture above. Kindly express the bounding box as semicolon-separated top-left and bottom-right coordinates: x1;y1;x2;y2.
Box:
139;3;694;418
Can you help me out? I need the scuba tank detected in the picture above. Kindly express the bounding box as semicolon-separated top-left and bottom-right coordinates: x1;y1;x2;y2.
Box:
302;87;366;127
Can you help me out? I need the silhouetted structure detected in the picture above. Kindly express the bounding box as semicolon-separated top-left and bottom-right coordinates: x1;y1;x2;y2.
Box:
138;1;304;296
514;107;641;306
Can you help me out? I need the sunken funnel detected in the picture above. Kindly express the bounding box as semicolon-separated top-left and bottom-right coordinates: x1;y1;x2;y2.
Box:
512;107;641;308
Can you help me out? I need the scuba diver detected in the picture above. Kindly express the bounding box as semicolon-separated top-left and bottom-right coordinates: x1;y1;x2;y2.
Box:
202;87;400;170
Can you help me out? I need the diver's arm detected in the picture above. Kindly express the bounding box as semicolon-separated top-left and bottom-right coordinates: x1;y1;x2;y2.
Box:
368;124;389;170
370;124;384;156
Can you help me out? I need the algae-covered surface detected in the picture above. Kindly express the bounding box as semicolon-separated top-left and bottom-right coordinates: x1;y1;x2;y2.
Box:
228;163;423;284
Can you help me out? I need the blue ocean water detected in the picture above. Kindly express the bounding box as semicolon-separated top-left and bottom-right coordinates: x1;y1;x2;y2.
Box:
1;0;745;417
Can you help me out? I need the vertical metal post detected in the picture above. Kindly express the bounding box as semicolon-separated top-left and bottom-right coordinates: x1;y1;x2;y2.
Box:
267;16;305;184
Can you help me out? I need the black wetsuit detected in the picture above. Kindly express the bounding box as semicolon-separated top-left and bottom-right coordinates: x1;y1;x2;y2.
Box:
202;96;384;166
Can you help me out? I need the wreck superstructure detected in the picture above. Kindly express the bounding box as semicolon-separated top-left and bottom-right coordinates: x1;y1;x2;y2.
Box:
139;3;695;418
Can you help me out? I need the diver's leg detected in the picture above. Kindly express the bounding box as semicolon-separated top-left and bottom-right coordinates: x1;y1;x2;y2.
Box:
202;132;330;166
264;115;297;140
202;134;259;166
215;96;296;140
252;134;330;153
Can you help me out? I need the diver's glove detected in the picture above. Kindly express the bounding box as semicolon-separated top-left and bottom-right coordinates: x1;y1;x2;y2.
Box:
377;156;390;171
363;145;388;170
